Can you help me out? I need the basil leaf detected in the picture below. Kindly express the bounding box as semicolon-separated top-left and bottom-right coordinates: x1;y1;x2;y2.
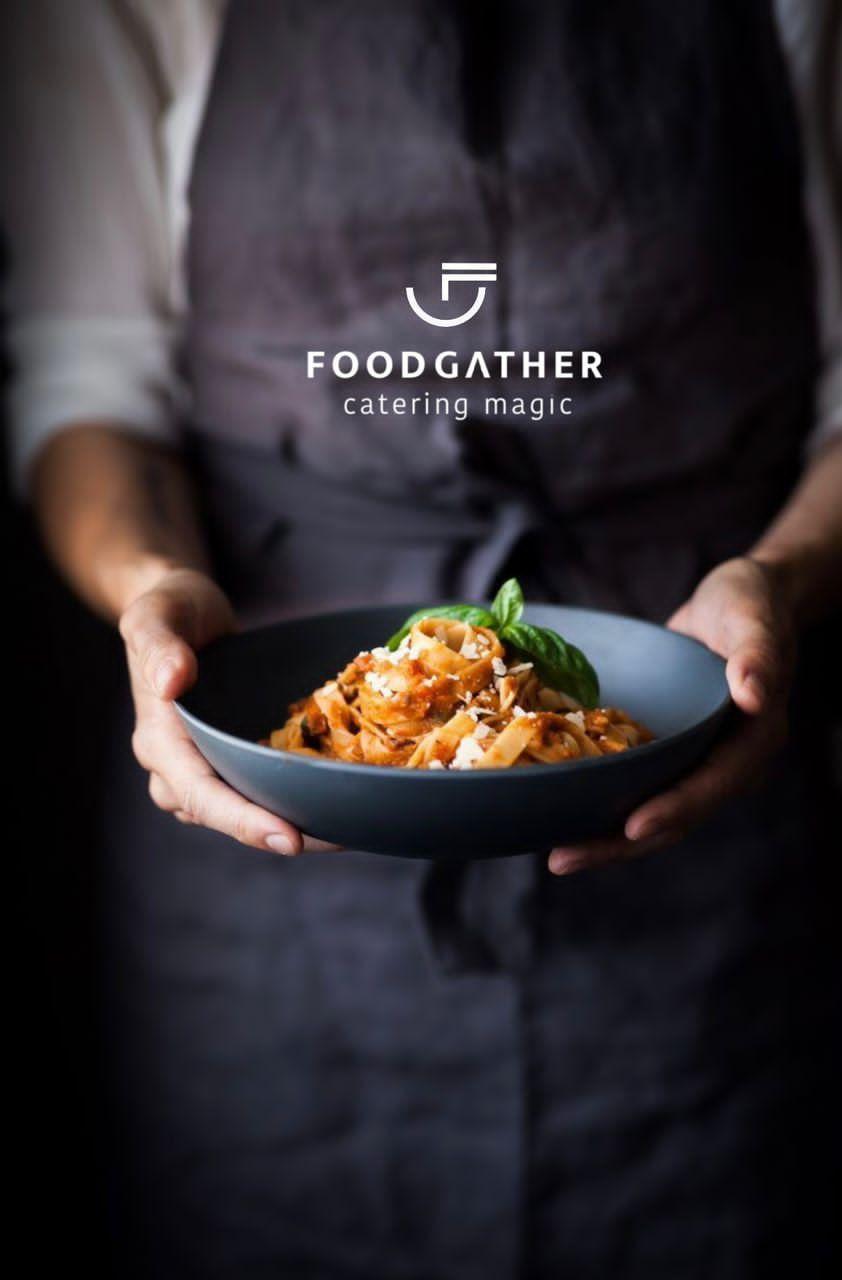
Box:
384;583;601;708
501;621;600;707
386;604;496;651
490;577;524;631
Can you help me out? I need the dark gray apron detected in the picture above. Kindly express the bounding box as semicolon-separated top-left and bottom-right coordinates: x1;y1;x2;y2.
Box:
102;3;839;1276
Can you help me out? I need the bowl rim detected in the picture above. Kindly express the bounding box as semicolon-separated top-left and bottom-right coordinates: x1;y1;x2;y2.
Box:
176;602;732;780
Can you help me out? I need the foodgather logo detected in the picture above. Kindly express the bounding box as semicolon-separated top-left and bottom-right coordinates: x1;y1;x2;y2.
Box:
405;261;497;327
304;263;602;424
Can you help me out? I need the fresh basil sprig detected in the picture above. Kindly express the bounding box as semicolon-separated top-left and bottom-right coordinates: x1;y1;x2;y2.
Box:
501;620;599;708
386;577;600;707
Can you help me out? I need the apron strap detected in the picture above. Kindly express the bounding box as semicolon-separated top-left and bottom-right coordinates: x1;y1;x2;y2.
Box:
419;855;540;976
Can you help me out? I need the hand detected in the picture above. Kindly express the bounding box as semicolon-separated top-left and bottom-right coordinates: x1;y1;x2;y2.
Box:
120;567;332;855
548;556;796;876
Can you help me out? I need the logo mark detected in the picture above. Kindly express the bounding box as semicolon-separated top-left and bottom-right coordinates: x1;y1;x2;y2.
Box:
406;262;497;327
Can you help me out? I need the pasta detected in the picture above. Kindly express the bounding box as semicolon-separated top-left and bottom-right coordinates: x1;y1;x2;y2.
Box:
266;617;653;770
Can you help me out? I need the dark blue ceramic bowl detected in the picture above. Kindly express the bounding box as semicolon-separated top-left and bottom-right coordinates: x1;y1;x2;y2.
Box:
176;604;730;859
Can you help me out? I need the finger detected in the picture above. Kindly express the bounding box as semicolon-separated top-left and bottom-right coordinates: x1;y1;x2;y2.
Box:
725;625;783;715
133;709;306;854
548;835;676;876
171;812;336;849
163;748;302;853
548;828;681;876
625;708;785;842
670;604;780;715
148;771;179;813
121;602;198;700
169;792;332;847
153;753;335;846
179;773;302;853
551;834;629;870
170;804;332;848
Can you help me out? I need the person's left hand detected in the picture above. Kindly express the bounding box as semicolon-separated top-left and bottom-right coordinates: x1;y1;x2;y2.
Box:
548;556;796;876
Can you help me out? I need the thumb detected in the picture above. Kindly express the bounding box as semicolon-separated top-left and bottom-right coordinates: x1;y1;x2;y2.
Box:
725;618;782;715
119;591;199;700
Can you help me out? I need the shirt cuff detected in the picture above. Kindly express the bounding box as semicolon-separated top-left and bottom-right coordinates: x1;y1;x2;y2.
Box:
6;316;186;495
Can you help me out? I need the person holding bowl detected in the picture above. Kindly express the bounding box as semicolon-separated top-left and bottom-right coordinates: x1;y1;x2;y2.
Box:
3;1;841;1275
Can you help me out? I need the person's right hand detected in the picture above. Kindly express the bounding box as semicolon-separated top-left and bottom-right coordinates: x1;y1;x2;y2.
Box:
119;567;326;855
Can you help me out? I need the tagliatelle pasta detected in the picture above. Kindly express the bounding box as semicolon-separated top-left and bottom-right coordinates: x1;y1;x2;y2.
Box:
265;618;653;770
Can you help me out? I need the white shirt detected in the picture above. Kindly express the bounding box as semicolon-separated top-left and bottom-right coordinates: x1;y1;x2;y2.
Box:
2;0;840;490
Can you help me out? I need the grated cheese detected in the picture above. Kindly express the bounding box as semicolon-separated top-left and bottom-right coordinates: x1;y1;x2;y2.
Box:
450;735;487;770
370;640;410;665
365;671;395;699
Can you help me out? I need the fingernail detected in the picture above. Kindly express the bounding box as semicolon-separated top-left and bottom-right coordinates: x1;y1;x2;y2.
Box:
627;816;664;841
155;658;179;696
549;851;583;876
266;834;296;856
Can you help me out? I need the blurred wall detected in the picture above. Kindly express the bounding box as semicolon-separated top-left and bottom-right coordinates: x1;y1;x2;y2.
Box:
9;449;123;1266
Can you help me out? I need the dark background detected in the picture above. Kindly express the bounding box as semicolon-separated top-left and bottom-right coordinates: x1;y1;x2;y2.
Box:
11;494;121;1267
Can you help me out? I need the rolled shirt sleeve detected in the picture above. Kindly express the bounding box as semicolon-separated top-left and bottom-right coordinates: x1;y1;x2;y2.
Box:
0;0;222;491
7;317;187;483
